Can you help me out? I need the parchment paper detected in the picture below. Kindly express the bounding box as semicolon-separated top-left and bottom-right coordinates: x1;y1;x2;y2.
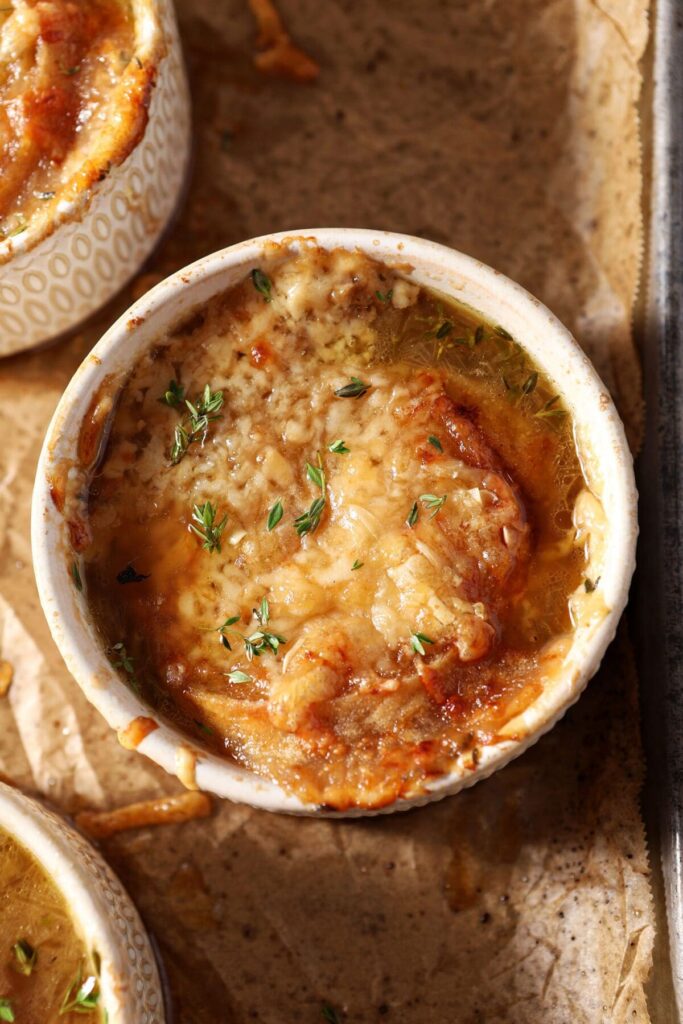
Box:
0;1;656;1020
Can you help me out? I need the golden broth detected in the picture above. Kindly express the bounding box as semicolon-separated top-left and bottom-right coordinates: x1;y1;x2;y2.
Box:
0;828;103;1022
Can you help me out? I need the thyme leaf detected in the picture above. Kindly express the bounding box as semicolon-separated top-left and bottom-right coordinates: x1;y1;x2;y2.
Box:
420;493;447;517
109;643;141;695
217;616;241;631
521;371;538;395
306;462;326;490
251;268;272;302
494;324;513;340
375;289;393;302
170;384;224;464
159;379;185;407
328;439;350;454
334;377;370;399
267;500;284;531
534;395;566;420
227;670;252;684
407;501;419;528
71;560;83;591
12;939;36;976
435;321;453;340
254;597;270;626
428;435;443;452
321;1006;340;1024
0;1000;14;1023
411;632;435;656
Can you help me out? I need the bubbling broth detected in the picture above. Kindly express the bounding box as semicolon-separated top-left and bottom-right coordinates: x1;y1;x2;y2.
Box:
80;243;597;809
0;828;103;1022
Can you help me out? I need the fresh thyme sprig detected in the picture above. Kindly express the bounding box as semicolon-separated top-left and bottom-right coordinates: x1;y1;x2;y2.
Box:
334;377;370;399
295;454;326;536
294;497;325;537
169;384;224;464
420;493;447;517
216;606;287;664
411;632;434;656
59;965;100;1015
243;629;287;661
351;559;363;571
189;501;227;553
11;939;36;976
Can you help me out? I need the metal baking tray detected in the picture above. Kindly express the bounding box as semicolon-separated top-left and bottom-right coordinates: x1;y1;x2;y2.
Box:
636;0;683;1018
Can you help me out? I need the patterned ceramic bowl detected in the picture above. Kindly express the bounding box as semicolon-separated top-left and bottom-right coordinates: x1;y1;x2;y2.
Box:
0;781;164;1022
31;229;638;817
0;0;190;358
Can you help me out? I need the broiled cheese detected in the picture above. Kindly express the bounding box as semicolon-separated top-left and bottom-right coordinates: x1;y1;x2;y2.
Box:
83;243;591;809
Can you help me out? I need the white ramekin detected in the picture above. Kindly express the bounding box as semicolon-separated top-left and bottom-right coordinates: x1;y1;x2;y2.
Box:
0;781;164;1023
31;229;638;817
0;0;190;358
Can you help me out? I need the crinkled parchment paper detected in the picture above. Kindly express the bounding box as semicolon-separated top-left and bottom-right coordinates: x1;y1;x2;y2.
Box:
0;1;656;1020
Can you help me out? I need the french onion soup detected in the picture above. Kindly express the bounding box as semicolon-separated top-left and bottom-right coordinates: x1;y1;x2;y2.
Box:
70;243;601;809
0;828;103;1021
0;0;156;243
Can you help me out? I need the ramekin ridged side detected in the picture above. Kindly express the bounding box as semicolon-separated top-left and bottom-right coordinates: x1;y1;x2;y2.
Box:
0;782;164;1023
0;0;191;357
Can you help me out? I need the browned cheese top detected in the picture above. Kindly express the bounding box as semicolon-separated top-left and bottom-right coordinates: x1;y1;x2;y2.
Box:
83;244;593;809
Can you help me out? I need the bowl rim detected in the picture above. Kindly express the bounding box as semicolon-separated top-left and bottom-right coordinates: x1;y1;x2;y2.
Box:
0;781;163;1022
31;227;638;817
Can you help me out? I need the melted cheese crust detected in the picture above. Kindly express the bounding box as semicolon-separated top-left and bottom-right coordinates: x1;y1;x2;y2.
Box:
85;244;589;809
0;0;156;243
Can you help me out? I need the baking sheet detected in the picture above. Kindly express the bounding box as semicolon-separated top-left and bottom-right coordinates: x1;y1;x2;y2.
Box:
0;1;659;1020
637;0;683;1017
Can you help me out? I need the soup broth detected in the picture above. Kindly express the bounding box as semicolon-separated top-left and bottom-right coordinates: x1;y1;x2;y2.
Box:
0;827;103;1022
